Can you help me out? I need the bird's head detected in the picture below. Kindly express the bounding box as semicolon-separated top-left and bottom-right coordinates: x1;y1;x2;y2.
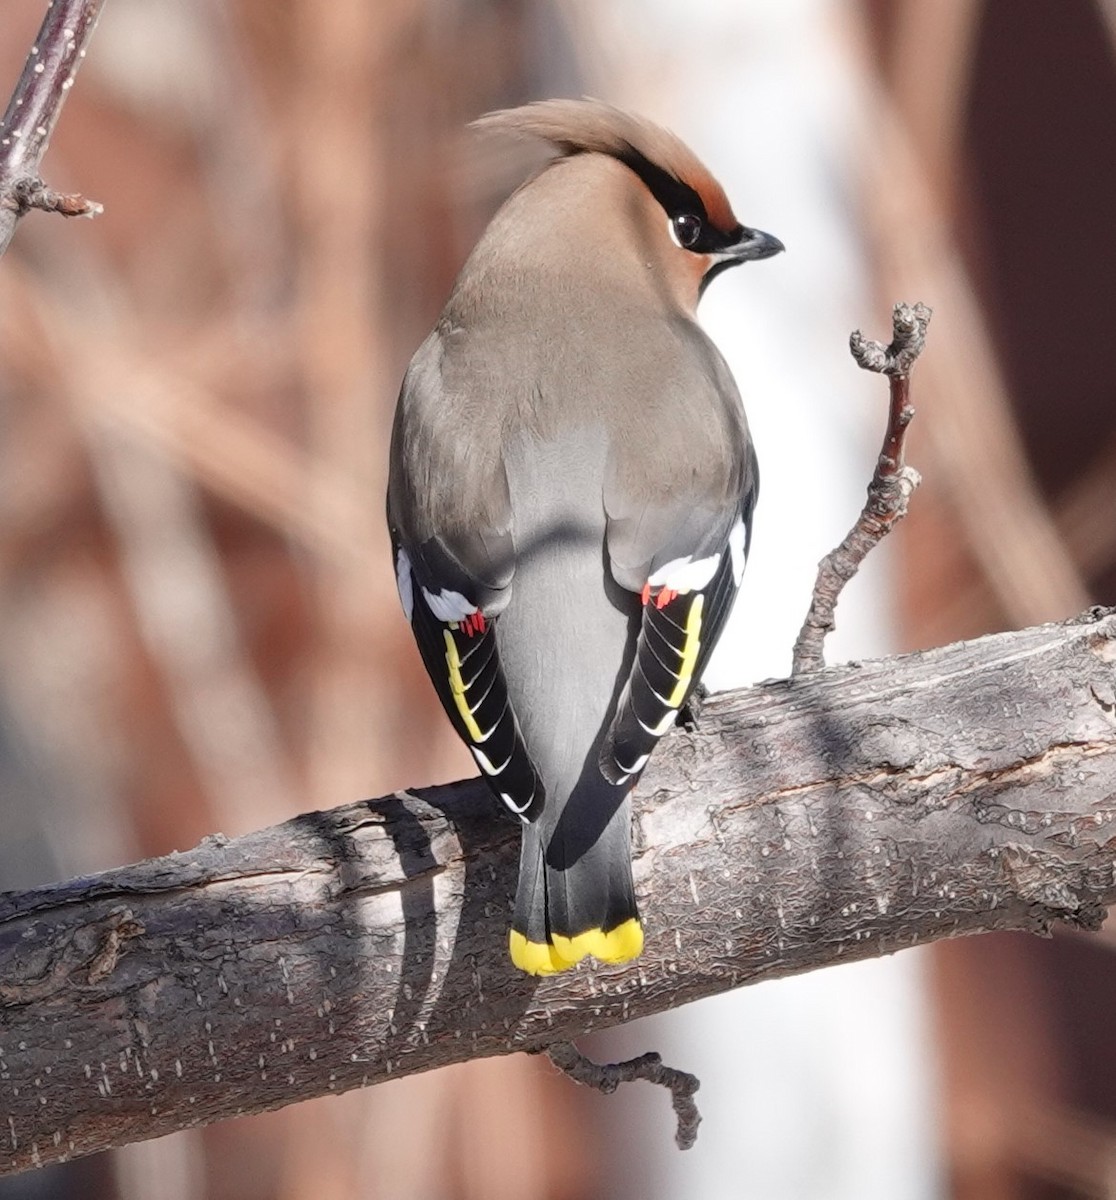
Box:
471;98;783;312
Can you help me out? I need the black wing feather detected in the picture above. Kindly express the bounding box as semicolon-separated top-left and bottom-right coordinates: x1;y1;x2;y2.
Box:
396;534;545;822
600;483;755;786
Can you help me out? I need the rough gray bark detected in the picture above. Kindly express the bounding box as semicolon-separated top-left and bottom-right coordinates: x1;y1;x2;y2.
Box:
0;608;1114;1173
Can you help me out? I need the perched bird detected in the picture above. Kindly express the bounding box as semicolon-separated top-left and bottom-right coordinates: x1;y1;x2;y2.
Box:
387;99;782;975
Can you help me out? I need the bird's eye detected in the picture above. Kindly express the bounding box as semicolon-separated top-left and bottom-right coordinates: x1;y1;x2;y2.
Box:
671;213;703;250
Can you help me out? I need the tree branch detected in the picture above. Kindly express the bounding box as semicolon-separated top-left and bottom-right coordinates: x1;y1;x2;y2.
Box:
543;1042;701;1150
0;0;106;256
793;302;930;673
0;608;1114;1173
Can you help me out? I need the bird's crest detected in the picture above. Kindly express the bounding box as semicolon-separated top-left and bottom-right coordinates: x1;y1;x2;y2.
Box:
472;98;738;235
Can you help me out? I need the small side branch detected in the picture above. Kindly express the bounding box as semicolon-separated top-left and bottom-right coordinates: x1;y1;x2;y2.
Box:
544;1041;702;1150
0;0;107;255
8;175;102;219
792;301;931;674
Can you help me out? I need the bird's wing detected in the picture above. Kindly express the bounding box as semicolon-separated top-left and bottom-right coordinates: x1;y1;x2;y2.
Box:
387;340;544;823
600;440;758;785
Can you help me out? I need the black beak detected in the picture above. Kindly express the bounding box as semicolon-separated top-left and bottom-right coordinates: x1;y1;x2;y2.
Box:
700;224;785;298
727;226;785;262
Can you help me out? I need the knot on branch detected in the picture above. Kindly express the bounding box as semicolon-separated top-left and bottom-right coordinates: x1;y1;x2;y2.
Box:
850;302;932;377
866;464;922;520
0;907;143;1007
997;845;1111;932
5;176;102;219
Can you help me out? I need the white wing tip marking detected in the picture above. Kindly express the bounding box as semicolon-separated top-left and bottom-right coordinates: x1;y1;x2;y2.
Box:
395;548;414;621
421;585;477;623
616;751;650;777
471;746;512;776
500;791;533;820
638;710;678;736
728;516;747;587
648;553;721;593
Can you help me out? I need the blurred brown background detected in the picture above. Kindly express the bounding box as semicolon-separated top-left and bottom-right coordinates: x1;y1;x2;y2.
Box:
1;1;1115;1197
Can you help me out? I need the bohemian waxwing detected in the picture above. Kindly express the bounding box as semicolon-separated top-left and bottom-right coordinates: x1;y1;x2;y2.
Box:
387;99;782;975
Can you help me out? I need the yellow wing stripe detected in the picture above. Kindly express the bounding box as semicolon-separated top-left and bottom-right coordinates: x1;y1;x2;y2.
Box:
443;629;483;742
509;919;644;976
667;593;704;707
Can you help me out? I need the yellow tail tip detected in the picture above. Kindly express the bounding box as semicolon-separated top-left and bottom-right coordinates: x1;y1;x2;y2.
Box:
509;919;644;976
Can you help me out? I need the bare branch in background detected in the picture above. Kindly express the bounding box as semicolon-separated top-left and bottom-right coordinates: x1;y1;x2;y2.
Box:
792;303;930;674
0;0;106;255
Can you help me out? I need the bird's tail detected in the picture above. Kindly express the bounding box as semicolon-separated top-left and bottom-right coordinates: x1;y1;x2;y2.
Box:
509;778;643;975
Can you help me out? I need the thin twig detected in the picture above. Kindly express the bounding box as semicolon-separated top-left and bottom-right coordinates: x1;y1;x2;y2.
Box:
543;1041;702;1150
539;304;931;1148
792;302;931;674
0;0;106;255
9;175;101;219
